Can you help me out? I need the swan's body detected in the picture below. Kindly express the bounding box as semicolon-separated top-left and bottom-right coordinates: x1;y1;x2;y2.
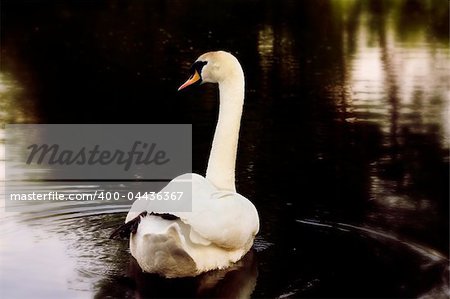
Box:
119;51;259;278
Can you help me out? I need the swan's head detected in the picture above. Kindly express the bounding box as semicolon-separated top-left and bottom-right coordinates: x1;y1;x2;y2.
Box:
178;51;243;91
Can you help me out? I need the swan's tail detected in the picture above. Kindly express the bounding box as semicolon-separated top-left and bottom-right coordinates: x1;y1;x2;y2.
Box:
131;217;198;277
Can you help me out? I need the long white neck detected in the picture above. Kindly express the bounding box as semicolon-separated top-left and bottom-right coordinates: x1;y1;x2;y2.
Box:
206;71;245;192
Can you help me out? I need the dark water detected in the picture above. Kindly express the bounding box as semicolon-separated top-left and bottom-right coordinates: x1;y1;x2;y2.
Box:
1;0;449;298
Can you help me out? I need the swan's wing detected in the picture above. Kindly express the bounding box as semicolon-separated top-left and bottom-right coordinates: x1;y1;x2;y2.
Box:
126;173;259;250
110;211;148;239
172;174;259;249
111;211;177;239
178;192;259;250
125;173;208;222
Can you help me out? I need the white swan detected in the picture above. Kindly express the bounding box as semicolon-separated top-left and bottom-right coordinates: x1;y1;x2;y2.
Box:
112;51;259;278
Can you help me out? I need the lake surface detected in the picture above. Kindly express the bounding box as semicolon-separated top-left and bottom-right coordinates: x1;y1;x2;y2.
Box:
1;0;449;298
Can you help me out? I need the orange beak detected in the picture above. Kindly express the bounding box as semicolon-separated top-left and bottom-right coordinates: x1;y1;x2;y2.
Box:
178;70;201;91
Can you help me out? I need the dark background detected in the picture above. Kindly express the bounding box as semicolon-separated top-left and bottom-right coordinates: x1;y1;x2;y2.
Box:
1;0;449;297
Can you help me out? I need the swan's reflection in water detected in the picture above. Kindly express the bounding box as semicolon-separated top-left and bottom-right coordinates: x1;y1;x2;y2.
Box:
95;250;258;298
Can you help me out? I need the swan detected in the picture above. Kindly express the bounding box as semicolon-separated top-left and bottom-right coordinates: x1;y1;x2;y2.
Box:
111;51;259;278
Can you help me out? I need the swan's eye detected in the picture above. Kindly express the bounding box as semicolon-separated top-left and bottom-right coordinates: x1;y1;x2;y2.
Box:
178;60;208;91
190;61;208;77
178;61;208;91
